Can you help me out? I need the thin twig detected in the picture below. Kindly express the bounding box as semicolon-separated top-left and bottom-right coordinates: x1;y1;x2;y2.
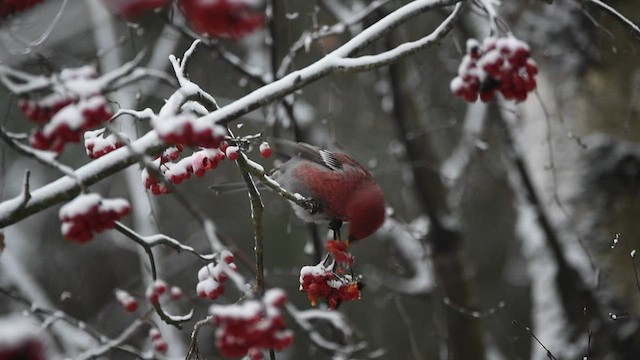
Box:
18;170;31;209
631;250;640;294
512;321;559;360
185;316;213;360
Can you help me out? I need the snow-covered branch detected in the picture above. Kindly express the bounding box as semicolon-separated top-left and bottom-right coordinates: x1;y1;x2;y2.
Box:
332;2;464;71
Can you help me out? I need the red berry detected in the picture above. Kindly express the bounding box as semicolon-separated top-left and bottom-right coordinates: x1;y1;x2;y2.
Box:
149;328;162;341
226;146;239;161
153;339;168;353
259;142;272;158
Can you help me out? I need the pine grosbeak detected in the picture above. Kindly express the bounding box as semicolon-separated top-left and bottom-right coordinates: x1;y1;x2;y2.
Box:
271;141;385;241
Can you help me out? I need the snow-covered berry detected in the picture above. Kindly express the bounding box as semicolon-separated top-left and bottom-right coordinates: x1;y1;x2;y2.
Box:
196;253;236;300
115;289;138;313
225;145;239;161
59;193;130;243
84;129;129;159
259;142;271;158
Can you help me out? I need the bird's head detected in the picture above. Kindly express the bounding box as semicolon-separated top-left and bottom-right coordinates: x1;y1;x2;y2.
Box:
346;182;385;241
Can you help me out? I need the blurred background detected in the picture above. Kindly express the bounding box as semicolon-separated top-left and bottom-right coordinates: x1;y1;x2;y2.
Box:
1;0;640;359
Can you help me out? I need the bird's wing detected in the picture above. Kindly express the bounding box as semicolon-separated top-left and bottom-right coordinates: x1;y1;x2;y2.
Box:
271;138;343;171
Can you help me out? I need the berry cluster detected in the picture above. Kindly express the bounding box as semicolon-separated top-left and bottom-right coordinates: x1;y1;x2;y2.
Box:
0;0;44;18
178;0;264;39
115;289;138;313
102;0;168;20
31;96;113;152
149;328;168;354
145;279;168;304
153;113;228;149
84;129;130;159
16;65;114;152
299;262;361;309
141;147;226;195
59;193;130;243
450;36;538;102
209;289;293;359
196;250;236;300
19;65;99;124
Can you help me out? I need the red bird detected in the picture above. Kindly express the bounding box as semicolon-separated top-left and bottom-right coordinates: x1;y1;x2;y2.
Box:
270;142;385;241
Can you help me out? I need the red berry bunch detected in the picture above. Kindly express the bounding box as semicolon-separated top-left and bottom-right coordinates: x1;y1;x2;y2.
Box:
146;279;168;304
19;65;100;124
59;193;130;243
178;0;264;39
450;36;538;102
115;289;138;313
84;129;129;159
102;0;168;20
0;0;44;18
209;289;293;359
153;113;228;149
31;96;113;152
299;262;361;309
141;147;227;195
196;250;236;300
149;328;168;354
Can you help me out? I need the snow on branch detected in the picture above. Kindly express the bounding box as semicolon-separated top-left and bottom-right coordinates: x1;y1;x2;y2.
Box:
332;2;465;71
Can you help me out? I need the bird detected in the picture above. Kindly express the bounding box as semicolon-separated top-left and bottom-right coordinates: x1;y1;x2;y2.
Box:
268;141;385;242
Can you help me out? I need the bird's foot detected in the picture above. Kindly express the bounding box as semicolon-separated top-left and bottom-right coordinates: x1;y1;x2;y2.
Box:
307;199;323;215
